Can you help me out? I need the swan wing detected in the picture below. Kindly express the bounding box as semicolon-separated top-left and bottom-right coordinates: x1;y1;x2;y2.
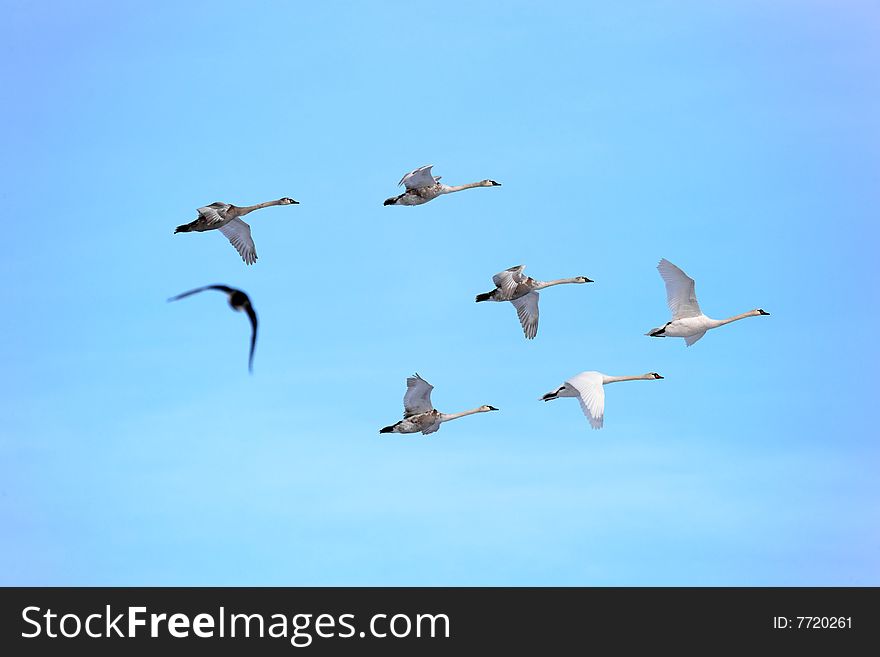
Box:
197;202;231;225
404;373;434;417
566;372;605;429
511;291;539;339
421;421;441;435
492;265;526;297
685;331;706;347
658;258;701;319
399;165;437;190
219;218;257;265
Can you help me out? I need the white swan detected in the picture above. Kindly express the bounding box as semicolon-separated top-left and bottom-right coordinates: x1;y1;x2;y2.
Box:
383;165;500;206
379;374;498;435
174;197;298;265
646;258;769;346
475;265;593;339
541;371;663;429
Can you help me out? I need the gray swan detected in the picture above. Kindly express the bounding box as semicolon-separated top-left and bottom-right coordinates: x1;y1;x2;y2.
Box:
384;165;499;206
380;374;498;435
174;197;298;264
476;265;593;339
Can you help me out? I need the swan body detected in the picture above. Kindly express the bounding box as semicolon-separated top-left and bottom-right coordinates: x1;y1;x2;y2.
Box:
167;284;258;373
379;374;498;435
383;165;500;206
173;197;298;265
541;371;663;429
475;265;593;339
647;258;769;346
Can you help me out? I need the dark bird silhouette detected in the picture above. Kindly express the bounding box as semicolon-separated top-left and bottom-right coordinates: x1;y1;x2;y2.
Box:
168;285;258;373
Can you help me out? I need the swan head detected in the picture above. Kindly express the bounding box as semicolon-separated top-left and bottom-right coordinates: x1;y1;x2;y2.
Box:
576;276;594;283
541;386;565;401
755;308;770;316
482;180;501;187
647;372;664;380
480;405;499;412
646;321;671;337
280;197;299;205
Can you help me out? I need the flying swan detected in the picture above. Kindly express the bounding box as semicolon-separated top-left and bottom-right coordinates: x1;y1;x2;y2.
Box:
647;258;769;346
383;165;500;206
380;374;498;435
476;265;593;339
541;371;664;429
174;197;298;265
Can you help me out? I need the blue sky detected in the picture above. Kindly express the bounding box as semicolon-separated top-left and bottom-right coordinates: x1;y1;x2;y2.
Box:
1;0;878;585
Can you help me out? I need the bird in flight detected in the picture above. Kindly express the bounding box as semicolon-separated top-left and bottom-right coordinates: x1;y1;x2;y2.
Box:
646;258;769;346
168;285;258;373
383;165;500;206
380;373;498;435
541;371;664;429
174;197;298;265
476;265;593;339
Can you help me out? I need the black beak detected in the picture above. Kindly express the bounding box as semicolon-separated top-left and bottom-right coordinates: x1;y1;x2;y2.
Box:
489;180;501;186
291;200;300;204
584;277;594;283
487;406;499;411
759;309;770;315
655;375;664;379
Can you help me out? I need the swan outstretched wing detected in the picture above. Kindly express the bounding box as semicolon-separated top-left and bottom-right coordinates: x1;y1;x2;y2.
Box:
399;165;437;190
511;291;539;339
657;258;701;319
492;265;527;298
685;331;706;347
404;373;434;417
197;202;231;226
566;372;605;429
219;218;257;265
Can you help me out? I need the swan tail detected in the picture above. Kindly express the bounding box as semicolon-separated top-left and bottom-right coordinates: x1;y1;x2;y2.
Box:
379;424;396;434
475;291;495;302
174;222;194;233
541;391;559;402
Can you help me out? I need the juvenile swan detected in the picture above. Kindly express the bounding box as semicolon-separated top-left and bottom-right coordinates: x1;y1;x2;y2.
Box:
174;197;298;265
541;371;663;429
167;285;258;373
476;265;593;339
646;258;769;346
379;374;498;435
383;165;500;206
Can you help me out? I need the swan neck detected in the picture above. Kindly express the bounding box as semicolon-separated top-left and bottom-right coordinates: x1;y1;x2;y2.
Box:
602;375;648;384
709;311;755;328
534;278;582;289
235;199;285;216
440;408;483;422
440;182;484;194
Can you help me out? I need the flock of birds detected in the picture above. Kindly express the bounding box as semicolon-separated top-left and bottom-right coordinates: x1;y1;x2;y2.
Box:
170;164;770;432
